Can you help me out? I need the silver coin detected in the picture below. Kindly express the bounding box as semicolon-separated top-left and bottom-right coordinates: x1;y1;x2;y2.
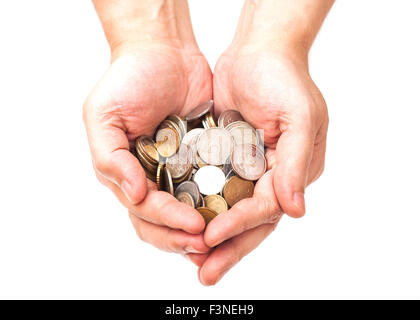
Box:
175;181;201;208
231;143;266;181
218;110;244;128
197;128;233;166
166;143;192;180
223;162;233;176
185;100;214;122
193;166;226;195
225;121;259;146
182;128;204;147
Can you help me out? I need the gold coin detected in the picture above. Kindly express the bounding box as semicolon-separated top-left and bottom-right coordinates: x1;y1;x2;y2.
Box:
197;207;218;225
163;167;174;195
136;136;159;164
204;195;228;214
176;192;195;208
156;163;165;190
143;144;159;162
223;176;255;207
205;112;216;128
155;127;179;158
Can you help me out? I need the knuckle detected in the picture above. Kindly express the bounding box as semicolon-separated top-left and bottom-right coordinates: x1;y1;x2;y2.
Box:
93;155;112;176
165;229;182;253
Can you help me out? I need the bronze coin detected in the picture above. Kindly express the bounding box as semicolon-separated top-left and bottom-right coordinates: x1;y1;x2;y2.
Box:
204;195;228;214
197;207;218;225
223;176;255;207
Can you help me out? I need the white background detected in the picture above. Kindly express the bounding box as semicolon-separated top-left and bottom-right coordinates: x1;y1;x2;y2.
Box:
0;0;419;299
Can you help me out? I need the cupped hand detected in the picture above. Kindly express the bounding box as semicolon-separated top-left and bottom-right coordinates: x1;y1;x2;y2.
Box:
83;42;213;254
195;47;328;285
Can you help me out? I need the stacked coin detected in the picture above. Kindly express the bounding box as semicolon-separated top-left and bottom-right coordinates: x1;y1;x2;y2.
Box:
134;100;267;227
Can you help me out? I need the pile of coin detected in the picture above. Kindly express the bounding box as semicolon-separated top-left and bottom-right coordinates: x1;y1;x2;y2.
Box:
134;100;266;226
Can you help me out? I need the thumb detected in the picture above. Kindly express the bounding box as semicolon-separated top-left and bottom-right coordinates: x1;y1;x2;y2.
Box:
84;109;147;205
274;128;314;218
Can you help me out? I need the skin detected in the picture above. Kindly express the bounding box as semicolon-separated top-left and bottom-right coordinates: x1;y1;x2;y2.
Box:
85;0;213;255
194;0;334;285
85;0;334;285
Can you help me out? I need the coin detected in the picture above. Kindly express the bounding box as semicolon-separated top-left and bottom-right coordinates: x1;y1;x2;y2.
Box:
223;162;233;176
155;127;179;158
204;195;228;214
202;112;216;128
136;136;159;164
197;207;218;225
176;192;195;208
167;115;187;140
226;121;259;146
223;176;255;207
185;100;214;121
182;128;204;168
175;181;201;208
166;143;192;181
182;128;204;147
156;163;165;190
195;151;208;168
218;110;244;128
163;167;174;195
231;143;266;181
193;166;226;195
197;128;233;166
159;119;184;143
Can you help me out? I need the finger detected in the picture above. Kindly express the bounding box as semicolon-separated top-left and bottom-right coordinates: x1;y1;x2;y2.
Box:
308;139;327;185
185;253;211;268
274;127;315;218
204;171;282;247
84;102;147;205
199;223;278;286
104;178;206;234
129;212;210;254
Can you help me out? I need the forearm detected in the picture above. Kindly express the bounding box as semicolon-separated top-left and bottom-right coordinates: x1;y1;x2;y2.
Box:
92;0;198;57
232;0;335;60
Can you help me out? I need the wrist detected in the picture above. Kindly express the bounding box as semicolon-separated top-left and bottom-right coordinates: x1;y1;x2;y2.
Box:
93;0;199;59
229;0;334;63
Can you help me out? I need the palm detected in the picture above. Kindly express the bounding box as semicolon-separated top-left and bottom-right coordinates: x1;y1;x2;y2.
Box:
194;50;328;285
214;50;328;186
87;44;212;142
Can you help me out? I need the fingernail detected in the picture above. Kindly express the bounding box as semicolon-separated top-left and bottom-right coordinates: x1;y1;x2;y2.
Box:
121;180;135;204
184;245;204;254
293;192;306;212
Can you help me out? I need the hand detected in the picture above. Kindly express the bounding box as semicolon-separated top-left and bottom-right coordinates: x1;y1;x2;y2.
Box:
84;0;213;255
196;0;331;285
